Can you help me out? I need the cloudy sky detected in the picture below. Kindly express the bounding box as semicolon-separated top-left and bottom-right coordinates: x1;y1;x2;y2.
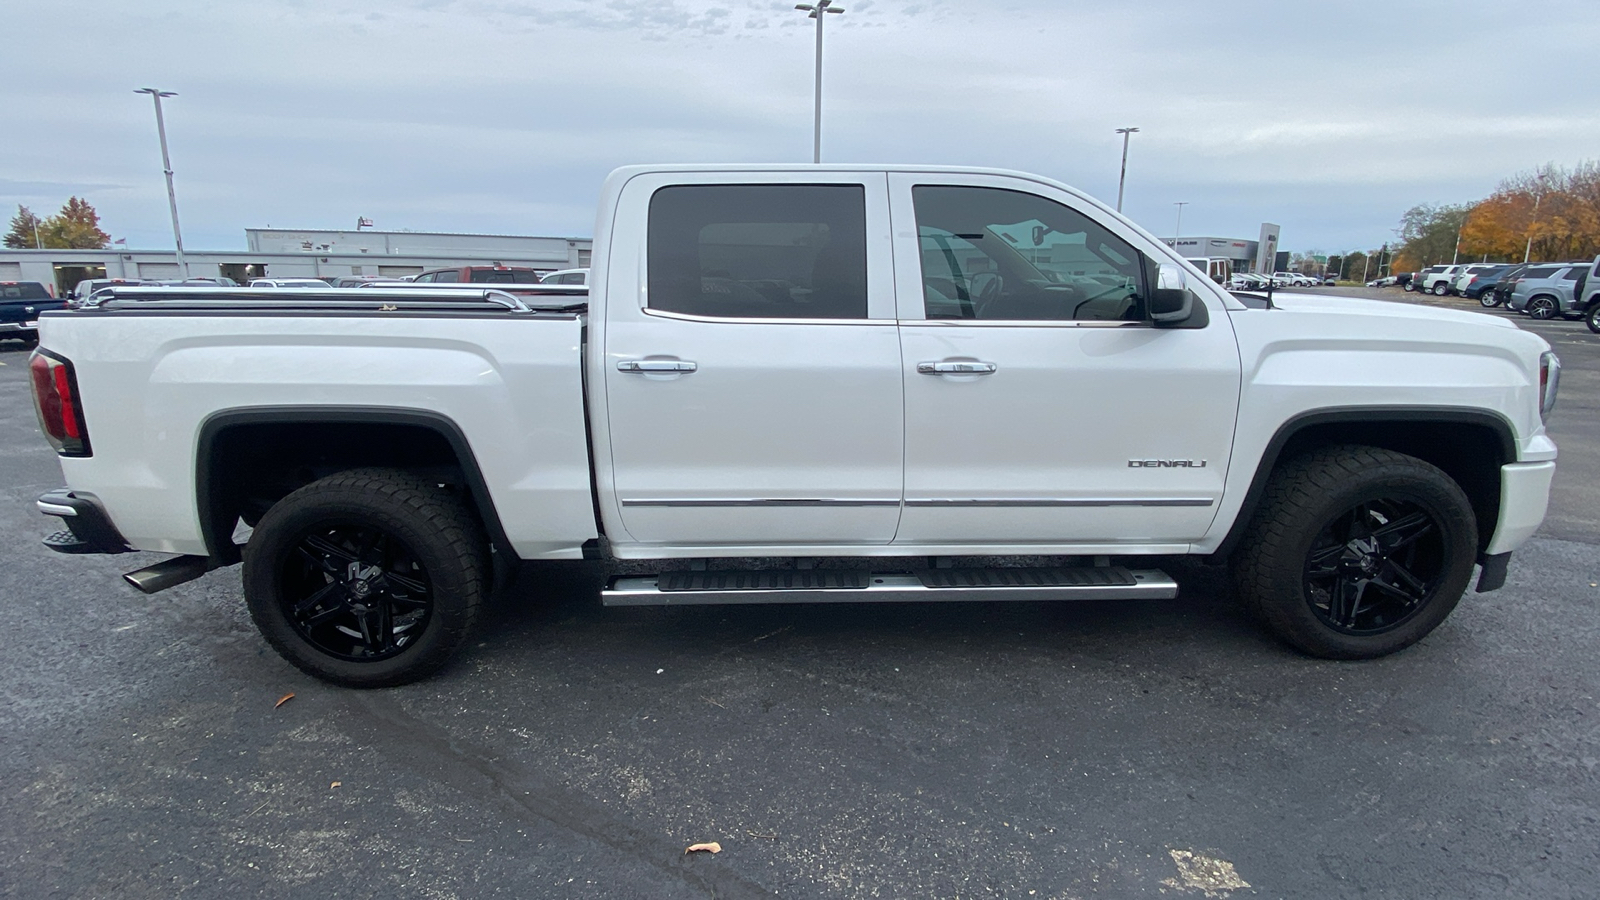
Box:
6;0;1598;255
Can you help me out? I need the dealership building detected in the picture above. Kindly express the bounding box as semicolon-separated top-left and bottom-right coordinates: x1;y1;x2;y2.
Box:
0;227;592;295
1163;235;1261;272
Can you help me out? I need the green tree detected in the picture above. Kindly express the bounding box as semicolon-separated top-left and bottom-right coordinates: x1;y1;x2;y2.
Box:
3;205;45;249
1395;203;1471;268
37;197;112;249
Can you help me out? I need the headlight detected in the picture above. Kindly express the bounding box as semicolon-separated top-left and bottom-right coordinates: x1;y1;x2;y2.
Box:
1540;351;1560;421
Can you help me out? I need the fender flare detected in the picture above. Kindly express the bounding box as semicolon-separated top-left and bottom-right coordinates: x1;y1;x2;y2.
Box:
194;406;514;565
1211;406;1518;559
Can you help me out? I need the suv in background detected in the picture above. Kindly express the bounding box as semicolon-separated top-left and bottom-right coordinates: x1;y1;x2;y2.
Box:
1452;264;1506;295
1417;265;1464;295
1464;265;1524;307
1506;264;1588;319
412;265;545;285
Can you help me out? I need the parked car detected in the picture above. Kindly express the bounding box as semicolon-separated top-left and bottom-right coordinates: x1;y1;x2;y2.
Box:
328;275;404;288
1463;265;1523;307
1416;265;1467;295
0;281;66;344
1506;264;1587;319
413;265;544;284
1367;275;1399;288
1396;272;1414;290
71;278;149;305
539;267;590;286
30;163;1559;687
249;278;334;288
1451;264;1506;295
159;277;239;287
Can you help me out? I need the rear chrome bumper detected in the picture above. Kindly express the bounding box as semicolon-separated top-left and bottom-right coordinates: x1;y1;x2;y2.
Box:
36;488;134;554
0;321;38;333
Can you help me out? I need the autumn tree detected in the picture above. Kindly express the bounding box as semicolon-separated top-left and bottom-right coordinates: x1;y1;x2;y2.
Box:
37;197;112;249
3;205;45;249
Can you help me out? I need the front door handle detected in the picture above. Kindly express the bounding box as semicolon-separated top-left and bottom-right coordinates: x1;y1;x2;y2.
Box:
617;359;697;374
917;360;997;375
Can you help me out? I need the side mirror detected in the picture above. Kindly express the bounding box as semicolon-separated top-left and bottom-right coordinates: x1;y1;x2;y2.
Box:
1150;287;1195;324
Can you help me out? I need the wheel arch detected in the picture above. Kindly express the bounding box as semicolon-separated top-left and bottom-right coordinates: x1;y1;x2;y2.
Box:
1215;407;1516;559
196;406;513;565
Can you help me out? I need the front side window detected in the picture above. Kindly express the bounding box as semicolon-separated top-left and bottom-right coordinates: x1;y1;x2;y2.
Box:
912;186;1147;321
647;184;867;319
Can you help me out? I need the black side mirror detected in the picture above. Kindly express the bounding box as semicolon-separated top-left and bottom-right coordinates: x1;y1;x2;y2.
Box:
1149;287;1195;325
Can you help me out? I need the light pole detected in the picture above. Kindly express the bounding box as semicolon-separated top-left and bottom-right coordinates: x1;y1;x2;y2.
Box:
1172;201;1188;248
1114;127;1138;213
795;1;844;164
1523;173;1548;264
135;87;187;278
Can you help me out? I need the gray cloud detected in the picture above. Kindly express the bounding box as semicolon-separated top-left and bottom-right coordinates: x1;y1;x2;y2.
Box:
7;0;1599;252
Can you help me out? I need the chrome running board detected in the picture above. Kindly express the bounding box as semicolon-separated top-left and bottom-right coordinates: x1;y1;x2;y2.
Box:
601;566;1177;607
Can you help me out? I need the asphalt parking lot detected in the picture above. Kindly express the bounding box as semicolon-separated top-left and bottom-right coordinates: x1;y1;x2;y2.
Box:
1;289;1597;900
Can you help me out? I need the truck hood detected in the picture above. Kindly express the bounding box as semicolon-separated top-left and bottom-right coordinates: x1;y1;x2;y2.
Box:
1257;291;1520;330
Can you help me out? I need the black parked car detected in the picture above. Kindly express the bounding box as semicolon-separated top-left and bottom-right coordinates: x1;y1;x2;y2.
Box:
1463;264;1521;307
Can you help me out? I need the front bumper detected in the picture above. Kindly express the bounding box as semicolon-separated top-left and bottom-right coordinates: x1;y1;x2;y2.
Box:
1485;461;1556;556
0;320;38;334
36;488;134;554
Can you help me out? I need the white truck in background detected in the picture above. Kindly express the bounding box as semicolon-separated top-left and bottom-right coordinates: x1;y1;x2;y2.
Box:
30;164;1559;686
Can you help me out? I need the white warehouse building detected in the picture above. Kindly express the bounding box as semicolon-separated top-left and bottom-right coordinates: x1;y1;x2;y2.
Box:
0;227;592;295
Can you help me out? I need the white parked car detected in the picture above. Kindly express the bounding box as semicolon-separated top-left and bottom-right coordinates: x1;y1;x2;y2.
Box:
540;267;590;286
32;163;1558;686
249;278;332;288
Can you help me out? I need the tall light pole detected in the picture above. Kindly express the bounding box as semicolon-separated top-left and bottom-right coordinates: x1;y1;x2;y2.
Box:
1523;173;1548;264
135;87;187;278
795;1;844;164
1172;201;1188;248
1114;127;1138;213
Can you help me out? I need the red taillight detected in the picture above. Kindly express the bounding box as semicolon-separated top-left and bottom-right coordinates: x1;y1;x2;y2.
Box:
29;351;90;455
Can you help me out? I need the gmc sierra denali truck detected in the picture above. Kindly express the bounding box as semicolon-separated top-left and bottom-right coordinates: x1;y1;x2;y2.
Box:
29;164;1560;687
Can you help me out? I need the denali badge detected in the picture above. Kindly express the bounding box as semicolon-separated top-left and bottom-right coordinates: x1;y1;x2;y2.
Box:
1128;459;1207;468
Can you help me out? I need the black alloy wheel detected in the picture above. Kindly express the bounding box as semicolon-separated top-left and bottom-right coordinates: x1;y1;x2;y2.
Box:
1302;499;1444;635
1232;445;1477;659
243;468;488;687
279;522;433;662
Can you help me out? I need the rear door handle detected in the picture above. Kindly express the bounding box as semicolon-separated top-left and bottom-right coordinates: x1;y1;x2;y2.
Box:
917;361;997;375
617;359;697;374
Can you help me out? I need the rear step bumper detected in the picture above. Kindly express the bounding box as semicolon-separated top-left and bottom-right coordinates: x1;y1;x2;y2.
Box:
37;488;134;555
602;566;1177;607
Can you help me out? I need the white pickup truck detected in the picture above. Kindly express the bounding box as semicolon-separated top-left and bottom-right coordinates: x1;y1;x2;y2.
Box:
29;164;1560;686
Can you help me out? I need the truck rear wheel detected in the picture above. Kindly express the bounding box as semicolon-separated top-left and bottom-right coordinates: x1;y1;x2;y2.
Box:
1587;303;1600;334
242;468;488;687
1232;446;1477;659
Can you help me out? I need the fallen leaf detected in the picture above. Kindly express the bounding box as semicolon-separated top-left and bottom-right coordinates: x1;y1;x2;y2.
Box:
330;781;342;788
685;842;722;855
274;692;295;709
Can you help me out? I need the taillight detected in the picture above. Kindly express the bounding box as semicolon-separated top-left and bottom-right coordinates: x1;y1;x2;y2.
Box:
29;350;90;456
1539;351;1560;422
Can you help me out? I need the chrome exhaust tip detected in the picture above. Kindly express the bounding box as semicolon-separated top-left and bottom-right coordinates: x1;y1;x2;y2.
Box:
123;555;219;595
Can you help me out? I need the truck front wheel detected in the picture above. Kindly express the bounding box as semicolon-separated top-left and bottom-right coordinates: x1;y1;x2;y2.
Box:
242;468;489;687
1232;446;1477;659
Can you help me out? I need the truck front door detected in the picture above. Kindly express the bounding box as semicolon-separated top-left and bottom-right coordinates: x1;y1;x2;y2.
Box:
600;175;904;548
888;174;1242;547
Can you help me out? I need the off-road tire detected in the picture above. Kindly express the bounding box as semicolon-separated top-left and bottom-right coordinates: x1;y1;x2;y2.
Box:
1232;446;1477;659
243;468;489;687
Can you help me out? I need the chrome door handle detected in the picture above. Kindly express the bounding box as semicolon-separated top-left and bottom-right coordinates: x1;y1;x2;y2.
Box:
617;359;697;374
917;361;997;375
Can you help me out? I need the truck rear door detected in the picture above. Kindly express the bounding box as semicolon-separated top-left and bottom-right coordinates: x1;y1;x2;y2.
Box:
600;173;904;547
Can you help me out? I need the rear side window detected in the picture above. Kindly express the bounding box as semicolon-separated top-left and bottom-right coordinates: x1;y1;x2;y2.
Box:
1;282;49;299
1523;267;1558;279
1562;267;1582;281
647;184;868;319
